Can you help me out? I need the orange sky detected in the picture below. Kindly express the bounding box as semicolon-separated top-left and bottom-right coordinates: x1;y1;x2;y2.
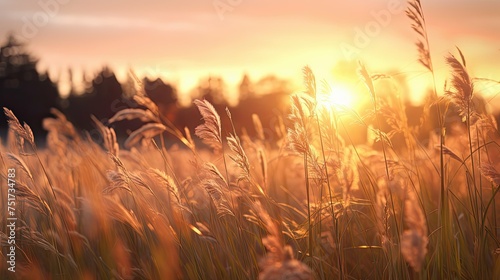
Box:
1;0;499;108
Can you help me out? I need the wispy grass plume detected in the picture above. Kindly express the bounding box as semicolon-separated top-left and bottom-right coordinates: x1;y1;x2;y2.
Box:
194;99;223;152
445;48;474;122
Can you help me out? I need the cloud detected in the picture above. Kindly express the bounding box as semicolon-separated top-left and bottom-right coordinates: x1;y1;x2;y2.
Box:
50;14;199;32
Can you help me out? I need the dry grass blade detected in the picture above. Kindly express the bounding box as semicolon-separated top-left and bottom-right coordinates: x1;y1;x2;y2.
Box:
103;196;143;235
43;108;79;141
204;162;228;187
227;133;251;182
91;115;119;156
437;145;463;163
479;163;500;185
406;0;432;72
289;94;315;124
15;180;52;215
358;62;376;101
148;168;181;201
0;231;9;246
133;94;159;116
339;147;359;204
445;50;474;120
25;229;67;258
105;170;132;194
128;172;153;192
303;66;316;99
320;79;332;96
287;124;309;155
125;123;167;148
252;114;265;141
3;107;35;145
184;126;196;150
108;152;127;172
190;222;217;243
109;108;159;123
253;202;279;238
3;107;24;134
306;146;325;183
254;202;313;280
193;99;223;152
287;94;315;155
23;123;35;145
379;101;403;133
258;148;267;186
202;179;234;217
369;128;393;149
7;152;33;180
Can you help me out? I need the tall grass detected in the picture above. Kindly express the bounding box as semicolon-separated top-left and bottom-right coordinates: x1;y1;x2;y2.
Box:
1;2;500;279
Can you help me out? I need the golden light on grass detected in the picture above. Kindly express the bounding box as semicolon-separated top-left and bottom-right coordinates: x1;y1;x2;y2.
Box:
189;224;202;236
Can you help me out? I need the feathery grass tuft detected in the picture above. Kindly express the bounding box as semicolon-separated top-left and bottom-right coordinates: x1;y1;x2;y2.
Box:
194;99;223;152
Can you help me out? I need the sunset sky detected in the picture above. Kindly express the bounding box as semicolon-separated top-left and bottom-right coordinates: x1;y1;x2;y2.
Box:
0;0;499;108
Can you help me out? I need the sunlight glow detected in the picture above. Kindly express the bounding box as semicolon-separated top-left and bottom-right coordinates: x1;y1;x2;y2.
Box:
320;84;356;109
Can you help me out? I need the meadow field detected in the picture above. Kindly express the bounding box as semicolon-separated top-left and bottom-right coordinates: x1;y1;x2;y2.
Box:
1;1;500;279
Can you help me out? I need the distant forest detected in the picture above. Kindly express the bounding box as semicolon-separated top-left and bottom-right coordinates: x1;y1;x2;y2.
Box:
0;34;292;147
1;34;498;148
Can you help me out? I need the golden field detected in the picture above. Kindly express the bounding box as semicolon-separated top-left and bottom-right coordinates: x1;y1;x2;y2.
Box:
1;1;500;279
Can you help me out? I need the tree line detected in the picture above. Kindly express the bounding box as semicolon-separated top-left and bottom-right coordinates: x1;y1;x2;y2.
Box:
1;34;497;149
0;34;291;147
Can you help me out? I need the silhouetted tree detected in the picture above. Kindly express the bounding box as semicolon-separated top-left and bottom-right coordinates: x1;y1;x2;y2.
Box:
253;75;291;96
0;34;60;142
196;76;226;104
144;77;178;122
65;67;123;130
238;73;254;100
231;75;292;142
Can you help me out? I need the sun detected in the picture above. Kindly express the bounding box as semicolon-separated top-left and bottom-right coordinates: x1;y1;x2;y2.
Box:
319;84;356;109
